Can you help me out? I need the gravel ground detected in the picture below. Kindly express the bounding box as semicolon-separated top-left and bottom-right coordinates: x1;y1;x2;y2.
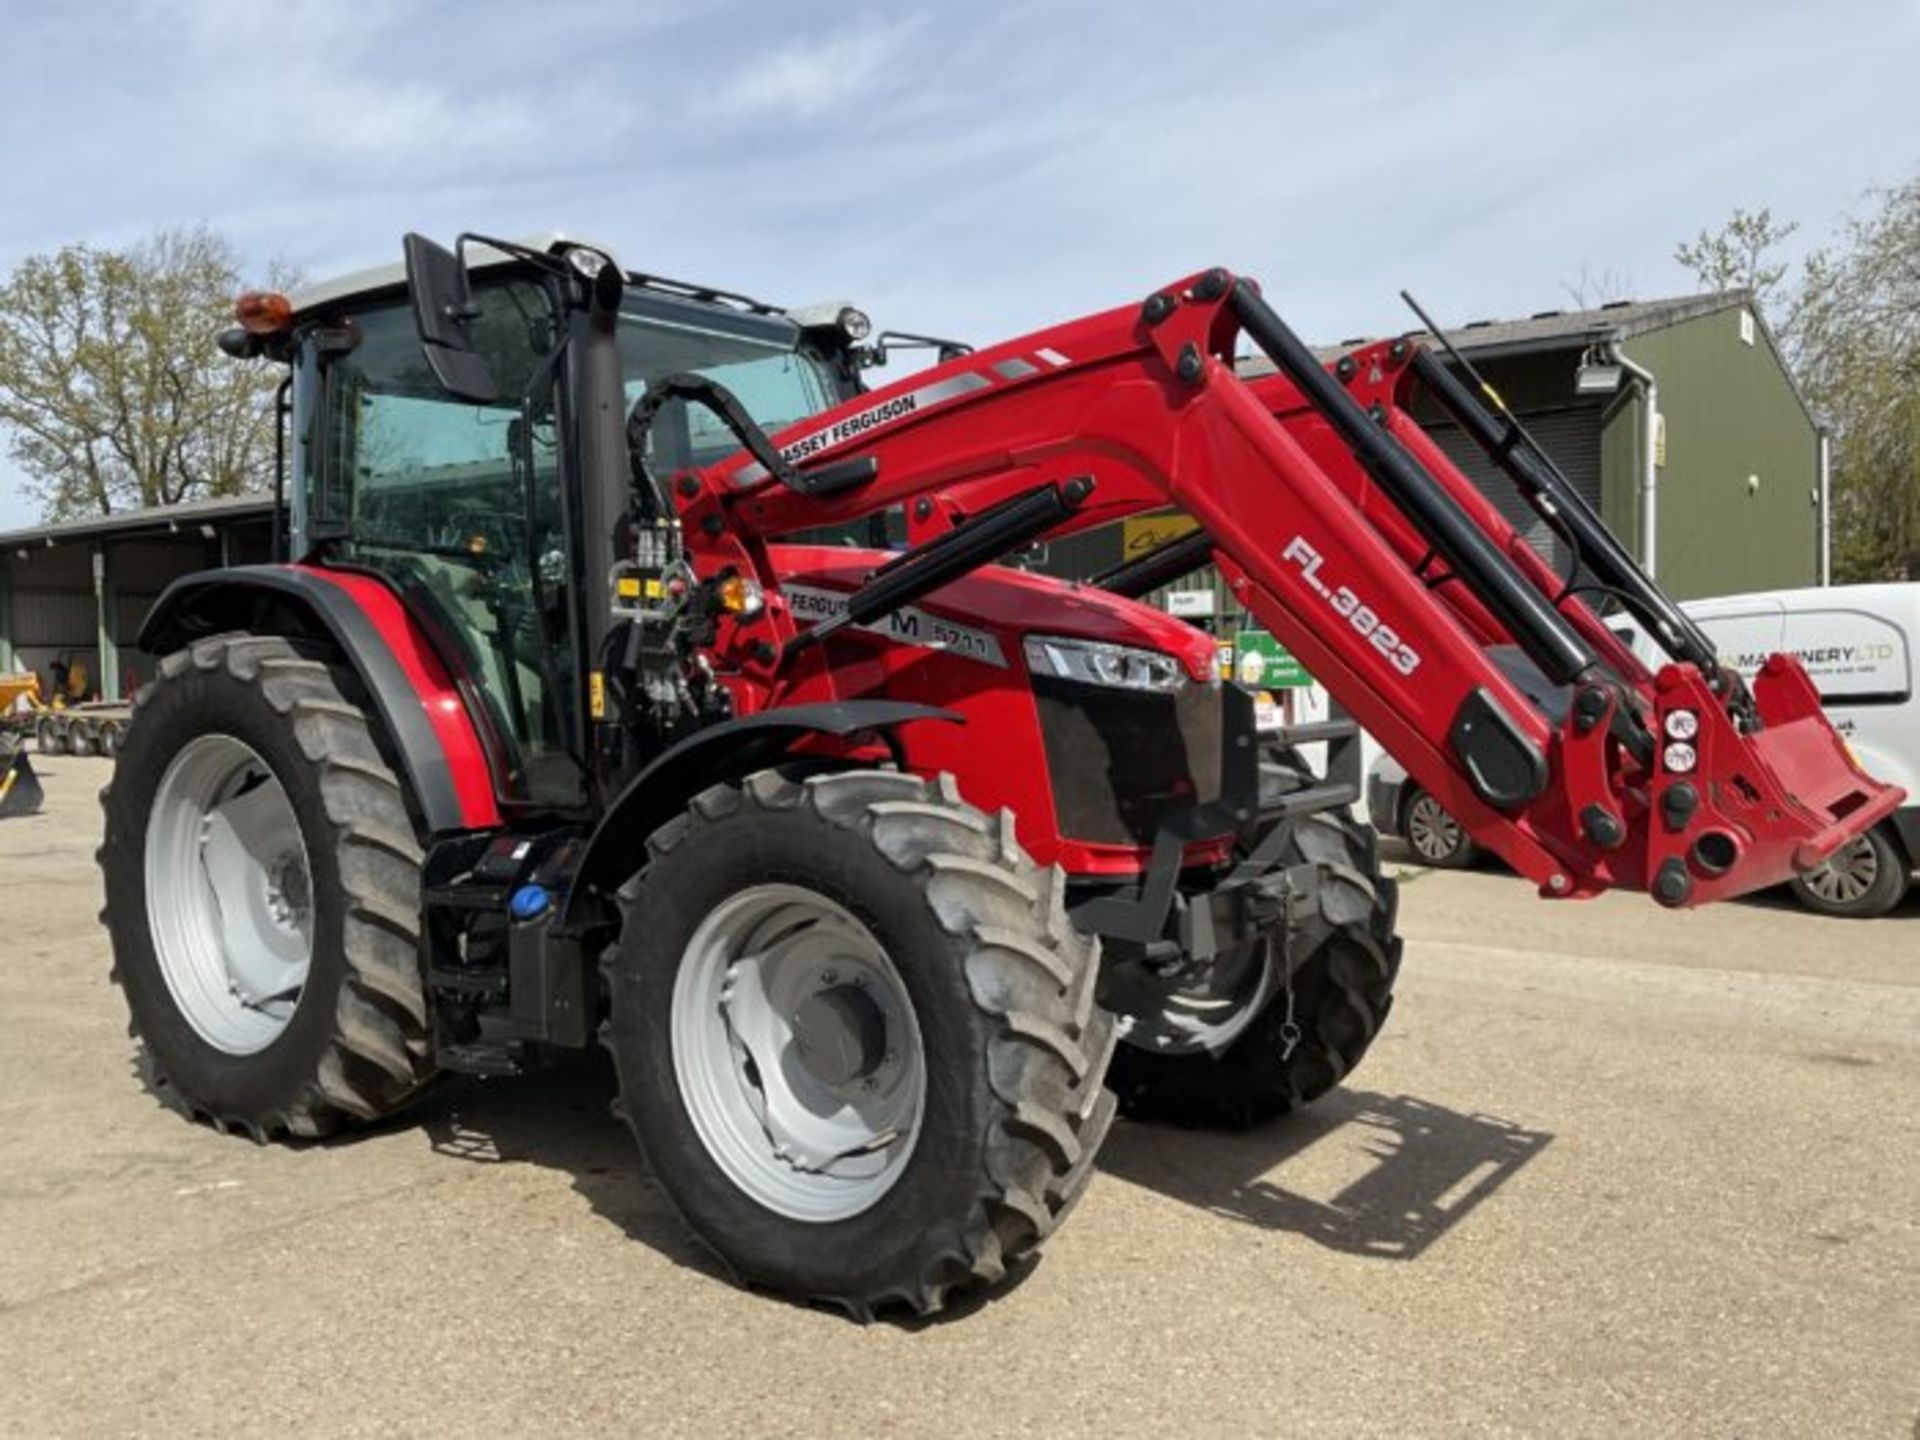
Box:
1;755;1914;1437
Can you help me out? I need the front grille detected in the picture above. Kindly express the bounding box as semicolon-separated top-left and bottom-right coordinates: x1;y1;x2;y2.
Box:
1033;676;1224;844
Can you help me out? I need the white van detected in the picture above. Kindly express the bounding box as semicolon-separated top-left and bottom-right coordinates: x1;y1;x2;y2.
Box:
1368;583;1920;917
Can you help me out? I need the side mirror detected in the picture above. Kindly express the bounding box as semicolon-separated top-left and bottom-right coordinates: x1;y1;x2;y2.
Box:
403;233;498;403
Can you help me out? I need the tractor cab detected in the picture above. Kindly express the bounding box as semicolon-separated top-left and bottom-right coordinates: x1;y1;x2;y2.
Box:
241;235;868;813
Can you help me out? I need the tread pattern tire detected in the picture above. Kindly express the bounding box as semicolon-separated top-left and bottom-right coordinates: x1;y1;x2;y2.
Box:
99;633;435;1140
1106;758;1403;1128
604;767;1117;1320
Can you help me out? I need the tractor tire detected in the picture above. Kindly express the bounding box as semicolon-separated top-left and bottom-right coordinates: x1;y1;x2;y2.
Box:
605;767;1116;1320
68;724;98;757
1789;823;1910;918
99;634;435;1140
35;718;59;755
96;720;123;760
1105;757;1402;1128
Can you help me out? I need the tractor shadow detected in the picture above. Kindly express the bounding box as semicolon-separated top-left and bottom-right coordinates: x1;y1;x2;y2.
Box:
406;1055;1040;1326
409;1055;730;1286
1099;1089;1553;1260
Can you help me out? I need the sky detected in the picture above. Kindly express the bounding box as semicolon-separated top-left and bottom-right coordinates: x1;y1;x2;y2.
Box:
1;0;1917;529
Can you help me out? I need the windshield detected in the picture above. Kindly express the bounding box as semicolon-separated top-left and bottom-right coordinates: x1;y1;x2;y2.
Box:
617;292;841;474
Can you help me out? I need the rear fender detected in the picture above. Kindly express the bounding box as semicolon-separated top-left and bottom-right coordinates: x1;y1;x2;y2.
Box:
140;564;502;834
557;701;961;934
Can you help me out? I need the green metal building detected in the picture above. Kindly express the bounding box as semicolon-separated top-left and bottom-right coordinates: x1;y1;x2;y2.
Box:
0;494;275;703
1401;289;1823;600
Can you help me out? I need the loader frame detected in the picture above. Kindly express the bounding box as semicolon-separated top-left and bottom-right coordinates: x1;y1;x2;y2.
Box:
649;267;1896;909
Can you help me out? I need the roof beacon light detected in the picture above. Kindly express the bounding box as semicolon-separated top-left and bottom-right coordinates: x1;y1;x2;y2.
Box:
235;291;294;336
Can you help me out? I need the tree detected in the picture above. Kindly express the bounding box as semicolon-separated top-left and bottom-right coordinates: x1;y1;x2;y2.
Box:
1560;261;1636;310
1673;206;1799;324
1791;178;1920;580
0;227;287;521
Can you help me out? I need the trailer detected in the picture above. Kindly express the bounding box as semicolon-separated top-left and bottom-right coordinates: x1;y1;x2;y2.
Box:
31;702;134;758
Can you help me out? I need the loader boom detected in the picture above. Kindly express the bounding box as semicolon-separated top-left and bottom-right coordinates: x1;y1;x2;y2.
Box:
674;268;1899;906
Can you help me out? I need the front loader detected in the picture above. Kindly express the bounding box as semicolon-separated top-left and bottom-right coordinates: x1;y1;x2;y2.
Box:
97;235;1898;1319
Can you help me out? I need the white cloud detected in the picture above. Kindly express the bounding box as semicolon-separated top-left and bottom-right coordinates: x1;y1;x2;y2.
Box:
700;18;921;123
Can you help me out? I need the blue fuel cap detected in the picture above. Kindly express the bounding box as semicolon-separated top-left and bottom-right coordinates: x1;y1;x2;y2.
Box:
509;884;551;922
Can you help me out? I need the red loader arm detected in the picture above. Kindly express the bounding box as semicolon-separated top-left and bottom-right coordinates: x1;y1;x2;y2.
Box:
676;268;1900;906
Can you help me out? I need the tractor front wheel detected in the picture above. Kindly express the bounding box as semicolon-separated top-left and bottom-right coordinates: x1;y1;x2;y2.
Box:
99;634;435;1139
605;768;1116;1320
1105;762;1402;1128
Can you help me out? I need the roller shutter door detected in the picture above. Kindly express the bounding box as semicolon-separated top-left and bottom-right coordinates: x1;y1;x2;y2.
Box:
1424;407;1602;577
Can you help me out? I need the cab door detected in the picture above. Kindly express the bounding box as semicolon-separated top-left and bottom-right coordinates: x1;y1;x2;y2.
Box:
305;279;586;811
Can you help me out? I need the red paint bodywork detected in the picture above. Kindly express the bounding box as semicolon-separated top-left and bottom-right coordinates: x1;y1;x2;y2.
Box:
299;566;503;830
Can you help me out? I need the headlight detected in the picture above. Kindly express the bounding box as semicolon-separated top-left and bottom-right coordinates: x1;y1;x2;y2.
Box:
1663;741;1697;774
837;306;872;342
1023;635;1187;693
566;246;611;279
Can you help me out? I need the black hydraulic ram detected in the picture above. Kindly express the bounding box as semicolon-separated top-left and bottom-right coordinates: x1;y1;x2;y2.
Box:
784;477;1093;660
1094;526;1215;600
1404;346;1723;676
1228;280;1601;690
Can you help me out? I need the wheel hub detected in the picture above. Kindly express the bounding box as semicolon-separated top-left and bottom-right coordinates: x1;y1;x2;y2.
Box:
788;982;890;1089
674;884;926;1221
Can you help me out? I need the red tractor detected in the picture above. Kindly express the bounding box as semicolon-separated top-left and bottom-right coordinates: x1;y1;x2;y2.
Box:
99;234;1898;1318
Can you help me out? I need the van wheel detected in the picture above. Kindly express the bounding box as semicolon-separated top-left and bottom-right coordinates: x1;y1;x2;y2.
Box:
1789;825;1909;918
1403;786;1476;868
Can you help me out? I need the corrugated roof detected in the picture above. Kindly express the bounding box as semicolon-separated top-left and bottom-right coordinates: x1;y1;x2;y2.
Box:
1392;289;1750;357
0;492;275;551
1244;289;1755;370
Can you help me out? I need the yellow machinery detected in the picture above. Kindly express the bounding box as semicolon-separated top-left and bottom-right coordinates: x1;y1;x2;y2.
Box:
0;674;45;818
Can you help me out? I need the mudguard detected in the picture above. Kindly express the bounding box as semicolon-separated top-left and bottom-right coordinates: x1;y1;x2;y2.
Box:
140;564;502;834
557;700;961;933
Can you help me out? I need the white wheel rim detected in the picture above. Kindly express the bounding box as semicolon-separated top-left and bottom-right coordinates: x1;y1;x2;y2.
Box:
1108;937;1275;1055
1407;793;1464;862
670;884;926;1223
145;735;313;1055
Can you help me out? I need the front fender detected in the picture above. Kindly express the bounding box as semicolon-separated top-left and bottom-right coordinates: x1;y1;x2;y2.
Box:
558;700;961;933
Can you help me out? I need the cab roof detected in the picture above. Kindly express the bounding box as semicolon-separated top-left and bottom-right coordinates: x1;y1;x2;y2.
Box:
289;232;616;317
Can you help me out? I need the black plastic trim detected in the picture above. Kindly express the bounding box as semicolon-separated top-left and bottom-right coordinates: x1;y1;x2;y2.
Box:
557;700;962;933
1449;686;1549;811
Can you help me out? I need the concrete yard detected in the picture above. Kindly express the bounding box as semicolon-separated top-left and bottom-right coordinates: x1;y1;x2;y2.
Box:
1;756;1914;1437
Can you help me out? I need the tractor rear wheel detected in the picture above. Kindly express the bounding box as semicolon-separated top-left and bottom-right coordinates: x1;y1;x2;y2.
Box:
605;768;1116;1320
99;634;435;1139
1105;757;1402;1127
